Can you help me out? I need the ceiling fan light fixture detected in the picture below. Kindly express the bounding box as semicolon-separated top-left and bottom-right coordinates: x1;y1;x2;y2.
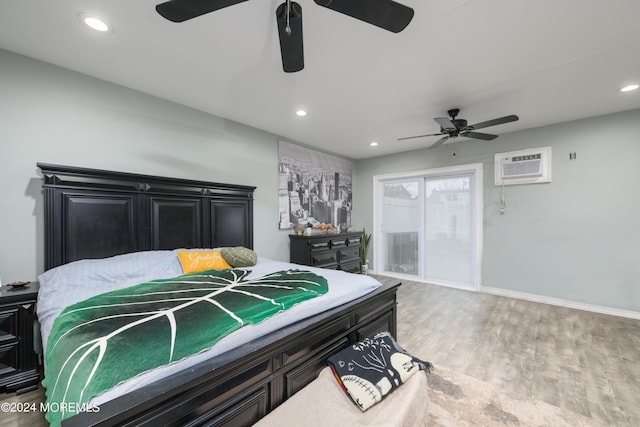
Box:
620;84;639;93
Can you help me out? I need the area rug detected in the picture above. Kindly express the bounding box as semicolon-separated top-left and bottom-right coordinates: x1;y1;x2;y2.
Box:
427;366;606;426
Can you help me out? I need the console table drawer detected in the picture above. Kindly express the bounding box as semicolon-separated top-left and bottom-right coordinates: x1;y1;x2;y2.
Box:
339;247;360;262
309;241;330;252
329;238;347;249
346;236;361;246
311;251;338;267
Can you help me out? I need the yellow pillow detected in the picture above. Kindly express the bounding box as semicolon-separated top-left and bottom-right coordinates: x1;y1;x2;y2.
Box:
177;250;232;273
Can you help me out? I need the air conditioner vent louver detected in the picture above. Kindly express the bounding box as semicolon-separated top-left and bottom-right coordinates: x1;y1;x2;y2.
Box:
495;147;551;185
502;154;542;178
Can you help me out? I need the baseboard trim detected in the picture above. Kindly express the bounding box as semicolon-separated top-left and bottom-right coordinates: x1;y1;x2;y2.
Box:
480;286;640;320
371;269;640;320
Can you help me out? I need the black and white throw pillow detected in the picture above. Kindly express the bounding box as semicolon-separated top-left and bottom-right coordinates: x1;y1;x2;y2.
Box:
327;331;432;411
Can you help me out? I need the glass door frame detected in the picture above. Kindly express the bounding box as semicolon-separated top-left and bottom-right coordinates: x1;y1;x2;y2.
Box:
372;163;483;291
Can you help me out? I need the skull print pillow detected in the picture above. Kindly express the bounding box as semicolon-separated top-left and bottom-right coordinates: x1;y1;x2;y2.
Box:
327;331;432;411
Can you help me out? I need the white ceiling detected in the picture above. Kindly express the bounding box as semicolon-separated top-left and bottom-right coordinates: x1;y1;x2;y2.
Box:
1;0;639;159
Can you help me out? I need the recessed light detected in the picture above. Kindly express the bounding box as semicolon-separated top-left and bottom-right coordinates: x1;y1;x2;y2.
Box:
369;141;379;147
620;84;639;93
295;110;307;117
78;13;111;33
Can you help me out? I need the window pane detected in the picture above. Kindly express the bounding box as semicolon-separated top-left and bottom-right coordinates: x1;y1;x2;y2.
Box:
424;175;472;284
382;181;421;275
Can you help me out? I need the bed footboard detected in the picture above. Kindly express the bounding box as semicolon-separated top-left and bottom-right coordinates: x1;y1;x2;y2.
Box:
62;281;400;427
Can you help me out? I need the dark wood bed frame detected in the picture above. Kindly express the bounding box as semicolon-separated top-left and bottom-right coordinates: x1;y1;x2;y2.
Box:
38;163;400;427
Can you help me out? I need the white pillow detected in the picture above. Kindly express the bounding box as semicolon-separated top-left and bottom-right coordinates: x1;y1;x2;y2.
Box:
37;251;183;351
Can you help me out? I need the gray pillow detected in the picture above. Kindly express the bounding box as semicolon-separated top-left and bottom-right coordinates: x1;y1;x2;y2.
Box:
220;247;258;267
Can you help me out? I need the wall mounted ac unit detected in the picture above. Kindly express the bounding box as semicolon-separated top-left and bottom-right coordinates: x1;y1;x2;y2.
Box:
494;147;551;185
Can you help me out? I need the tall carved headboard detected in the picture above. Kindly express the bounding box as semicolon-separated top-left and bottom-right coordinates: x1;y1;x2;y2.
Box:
38;163;256;270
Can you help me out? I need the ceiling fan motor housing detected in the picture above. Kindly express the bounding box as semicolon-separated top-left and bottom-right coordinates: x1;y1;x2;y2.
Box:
453;119;467;129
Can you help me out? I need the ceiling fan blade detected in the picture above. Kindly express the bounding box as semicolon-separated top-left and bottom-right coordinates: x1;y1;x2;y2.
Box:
469;114;519;131
156;0;249;22
429;136;450;149
434;117;456;131
276;2;304;73
463;131;498;141
313;0;414;33
398;132;445;141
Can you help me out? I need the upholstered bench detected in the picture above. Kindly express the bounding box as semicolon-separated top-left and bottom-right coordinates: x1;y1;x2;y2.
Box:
254;367;429;427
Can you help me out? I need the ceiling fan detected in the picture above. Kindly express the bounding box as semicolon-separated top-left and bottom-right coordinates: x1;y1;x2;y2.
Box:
155;0;414;73
398;109;519;149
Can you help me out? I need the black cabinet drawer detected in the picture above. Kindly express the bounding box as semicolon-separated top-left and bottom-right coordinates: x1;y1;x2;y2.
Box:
203;386;268;427
310;251;338;267
309;240;330;252
329;238;347;249
339;247;360;262
284;337;348;397
356;311;395;341
0;342;18;377
346;236;361;246
0;307;18;342
282;316;351;367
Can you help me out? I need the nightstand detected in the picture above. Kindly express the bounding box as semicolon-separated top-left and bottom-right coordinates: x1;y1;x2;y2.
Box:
0;282;40;394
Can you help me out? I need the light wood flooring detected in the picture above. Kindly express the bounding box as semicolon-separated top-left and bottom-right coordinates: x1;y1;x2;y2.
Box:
378;275;640;426
2;276;639;426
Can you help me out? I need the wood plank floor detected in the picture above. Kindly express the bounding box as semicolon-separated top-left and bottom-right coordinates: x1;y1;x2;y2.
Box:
377;275;640;426
2;276;639;426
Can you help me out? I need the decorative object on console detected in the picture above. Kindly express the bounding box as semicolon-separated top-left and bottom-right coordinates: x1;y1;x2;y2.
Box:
327;331;432;411
314;223;336;234
7;281;31;288
293;224;306;235
304;223;313;235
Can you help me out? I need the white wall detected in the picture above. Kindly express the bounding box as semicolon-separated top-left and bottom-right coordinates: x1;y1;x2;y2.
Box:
0;49;293;283
354;109;640;313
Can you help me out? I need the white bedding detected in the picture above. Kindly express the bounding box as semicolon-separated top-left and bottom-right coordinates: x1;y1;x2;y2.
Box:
37;250;381;406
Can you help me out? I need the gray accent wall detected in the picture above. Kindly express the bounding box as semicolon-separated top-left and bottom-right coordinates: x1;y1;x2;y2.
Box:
2;47;639;314
354;109;640;312
0;49;292;283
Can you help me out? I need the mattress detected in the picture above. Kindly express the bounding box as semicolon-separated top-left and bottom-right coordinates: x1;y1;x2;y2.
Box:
37;250;381;406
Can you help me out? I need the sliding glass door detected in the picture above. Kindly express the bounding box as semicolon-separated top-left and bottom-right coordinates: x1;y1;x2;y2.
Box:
381;179;422;275
424;174;473;285
375;164;482;290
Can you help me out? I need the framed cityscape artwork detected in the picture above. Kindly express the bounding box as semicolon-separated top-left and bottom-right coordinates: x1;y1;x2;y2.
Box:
278;140;353;230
